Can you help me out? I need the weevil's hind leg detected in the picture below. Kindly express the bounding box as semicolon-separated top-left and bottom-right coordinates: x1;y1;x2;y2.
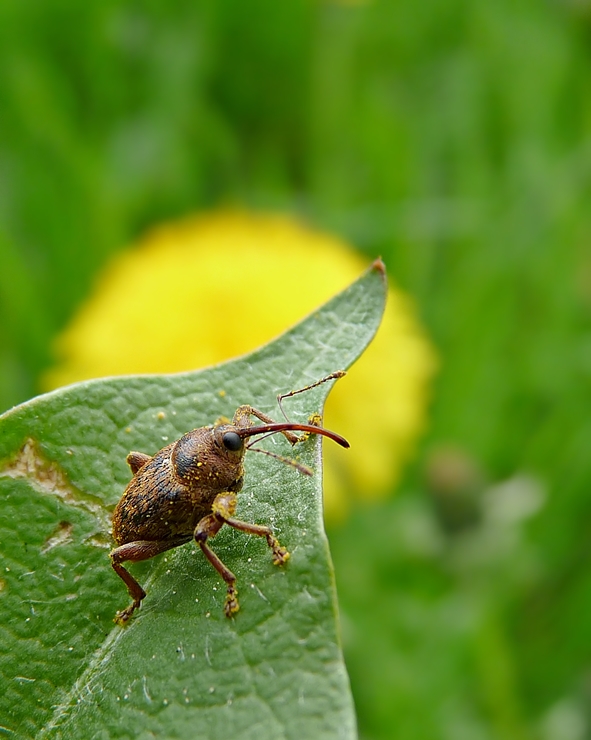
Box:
194;513;239;617
126;451;152;475
224;516;290;565
110;536;191;624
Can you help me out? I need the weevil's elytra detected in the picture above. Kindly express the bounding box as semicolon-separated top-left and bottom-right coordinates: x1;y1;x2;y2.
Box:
110;371;348;624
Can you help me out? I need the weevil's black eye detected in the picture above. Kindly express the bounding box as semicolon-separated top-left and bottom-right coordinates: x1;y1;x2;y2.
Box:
222;431;242;452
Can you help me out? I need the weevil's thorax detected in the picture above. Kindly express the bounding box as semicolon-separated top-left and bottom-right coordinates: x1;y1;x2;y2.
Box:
170;425;245;495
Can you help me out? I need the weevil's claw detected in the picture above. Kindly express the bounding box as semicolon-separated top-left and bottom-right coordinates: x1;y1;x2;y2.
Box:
291;413;323;444
273;547;290;566
269;537;290;566
114;601;140;625
307;412;323;428
224;586;240;617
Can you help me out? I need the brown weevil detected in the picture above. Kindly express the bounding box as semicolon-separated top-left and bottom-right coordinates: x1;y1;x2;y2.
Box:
110;372;349;623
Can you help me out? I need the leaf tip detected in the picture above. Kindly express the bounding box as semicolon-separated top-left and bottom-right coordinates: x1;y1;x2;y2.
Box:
370;257;387;278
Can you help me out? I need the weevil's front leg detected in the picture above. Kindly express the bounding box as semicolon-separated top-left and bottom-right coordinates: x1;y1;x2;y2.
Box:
195;492;290;617
194;508;239;617
110;536;191;624
232;405;300;445
227;517;290;565
211;492;289;564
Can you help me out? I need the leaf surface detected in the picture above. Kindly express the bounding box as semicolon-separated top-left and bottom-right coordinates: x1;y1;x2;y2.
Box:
0;260;386;740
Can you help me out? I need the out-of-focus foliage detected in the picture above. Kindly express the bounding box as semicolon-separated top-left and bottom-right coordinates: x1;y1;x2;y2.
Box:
42;212;436;521
1;0;591;738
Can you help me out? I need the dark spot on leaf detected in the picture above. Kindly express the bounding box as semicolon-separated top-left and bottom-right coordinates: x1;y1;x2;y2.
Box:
42;521;73;553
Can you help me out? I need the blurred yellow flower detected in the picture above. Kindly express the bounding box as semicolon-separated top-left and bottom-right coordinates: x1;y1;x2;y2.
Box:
44;211;436;521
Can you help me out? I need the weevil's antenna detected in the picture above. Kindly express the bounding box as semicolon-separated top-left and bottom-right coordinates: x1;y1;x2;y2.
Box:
244;430;279;447
247;446;314;476
277;371;346;422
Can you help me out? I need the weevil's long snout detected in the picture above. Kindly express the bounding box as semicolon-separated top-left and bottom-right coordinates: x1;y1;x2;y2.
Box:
238;422;350;449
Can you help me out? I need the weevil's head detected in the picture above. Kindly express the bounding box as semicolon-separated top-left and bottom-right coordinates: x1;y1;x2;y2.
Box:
170;425;247;493
171;421;349;490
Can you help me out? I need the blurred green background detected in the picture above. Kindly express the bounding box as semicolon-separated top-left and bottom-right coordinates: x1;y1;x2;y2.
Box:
2;1;591;738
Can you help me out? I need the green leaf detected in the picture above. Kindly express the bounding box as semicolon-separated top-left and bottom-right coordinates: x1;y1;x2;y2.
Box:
0;260;386;740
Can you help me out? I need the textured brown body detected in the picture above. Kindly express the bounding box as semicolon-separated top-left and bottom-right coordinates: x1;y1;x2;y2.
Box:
108;372;349;624
112;428;244;546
